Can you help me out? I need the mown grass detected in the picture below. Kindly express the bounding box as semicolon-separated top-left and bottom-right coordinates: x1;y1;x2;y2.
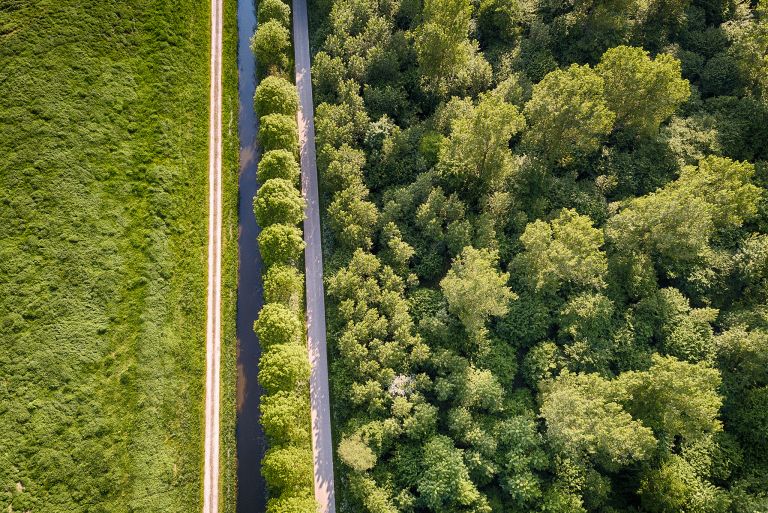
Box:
0;1;214;510
220;0;240;511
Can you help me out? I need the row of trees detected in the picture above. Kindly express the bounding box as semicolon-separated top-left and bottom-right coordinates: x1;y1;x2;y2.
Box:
250;3;316;512
309;0;768;510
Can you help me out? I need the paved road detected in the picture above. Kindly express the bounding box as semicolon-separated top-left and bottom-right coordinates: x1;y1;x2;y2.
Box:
292;1;337;511
203;0;223;510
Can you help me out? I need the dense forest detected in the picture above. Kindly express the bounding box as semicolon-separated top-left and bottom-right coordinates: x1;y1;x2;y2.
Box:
307;0;768;510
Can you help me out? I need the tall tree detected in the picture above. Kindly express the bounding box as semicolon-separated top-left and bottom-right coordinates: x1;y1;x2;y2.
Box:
437;93;526;203
523;64;615;165
596;45;690;136
441;247;515;340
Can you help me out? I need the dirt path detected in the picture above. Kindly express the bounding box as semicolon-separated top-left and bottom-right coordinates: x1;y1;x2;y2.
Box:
203;0;223;510
292;0;337;511
293;0;336;513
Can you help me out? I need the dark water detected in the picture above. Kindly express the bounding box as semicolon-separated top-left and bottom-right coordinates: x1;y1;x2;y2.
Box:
235;0;267;510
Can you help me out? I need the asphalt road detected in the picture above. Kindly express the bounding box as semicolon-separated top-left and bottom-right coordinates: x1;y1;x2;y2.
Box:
292;0;337;511
203;0;223;510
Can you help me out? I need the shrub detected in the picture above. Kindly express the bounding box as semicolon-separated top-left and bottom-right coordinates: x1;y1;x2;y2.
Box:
254;178;305;227
259;113;298;153
264;264;304;307
255;76;298;118
253;303;302;349
257;0;291;27
250;20;291;72
259;149;301;183
259;344;310;393
258;224;305;267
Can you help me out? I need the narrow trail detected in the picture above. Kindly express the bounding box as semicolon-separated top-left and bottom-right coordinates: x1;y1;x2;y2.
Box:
292;0;337;511
203;0;223;509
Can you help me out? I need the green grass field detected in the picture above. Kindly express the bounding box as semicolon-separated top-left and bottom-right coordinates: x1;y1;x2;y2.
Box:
0;1;230;510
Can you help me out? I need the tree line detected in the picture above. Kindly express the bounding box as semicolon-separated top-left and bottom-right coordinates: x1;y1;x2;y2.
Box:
251;2;317;511
309;0;768;510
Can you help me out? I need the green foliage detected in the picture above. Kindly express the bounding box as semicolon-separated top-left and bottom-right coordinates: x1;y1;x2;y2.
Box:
541;371;657;470
258;224;305;267
436;93;526;202
616;354;723;445
418;435;489;511
258;344;310;394
265;494;317;513
262;445;315;495
253;303;302;349
514;209;608;295
338;434;377;471
254;178;306;227
440;247;515;339
255;75;299;117
413;0;473;93
258;149;301;184
263;264;304;308
596;45;690;136
260;391;312;445
251;20;291;72
259;113;299;153
523;64;615;165
258;0;291;27
308;0;768;508
327;183;380;250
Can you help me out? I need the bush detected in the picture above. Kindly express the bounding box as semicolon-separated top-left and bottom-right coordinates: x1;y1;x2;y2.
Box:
259;344;310;393
257;0;291;27
259;149;301;183
264;264;304;307
258;224;305;267
255;75;298;117
250;20;291;72
259;113;298;153
254;303;302;349
254;178;305;227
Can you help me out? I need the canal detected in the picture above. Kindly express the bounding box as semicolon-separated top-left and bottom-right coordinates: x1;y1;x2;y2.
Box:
235;0;268;510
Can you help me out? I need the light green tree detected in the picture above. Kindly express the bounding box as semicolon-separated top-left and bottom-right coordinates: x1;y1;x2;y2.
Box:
254;178;305;227
258;149;300;183
514;209;608;295
259;344;310;393
596;45;690;136
263;264;304;309
327;182;379;250
258;224;305;267
523;64;615;165
441;247;515;339
260;391;311;445
259;113;298;153
615;354;723;446
261;445;314;494
257;0;291;27
541;371;657;470
418;435;489;512
437;93;526;201
251;20;291;72
255;75;298;117
254;303;302;349
414;0;471;78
